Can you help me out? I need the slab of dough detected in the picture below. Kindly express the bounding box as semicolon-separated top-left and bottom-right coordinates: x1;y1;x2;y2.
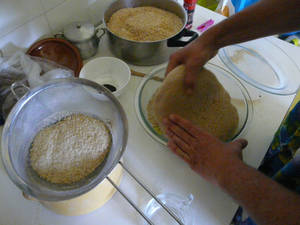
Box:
30;114;111;184
147;65;239;141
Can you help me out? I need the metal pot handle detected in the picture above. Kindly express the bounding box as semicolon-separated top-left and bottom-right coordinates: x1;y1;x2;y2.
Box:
10;80;30;100
167;29;199;47
95;27;106;42
54;32;64;39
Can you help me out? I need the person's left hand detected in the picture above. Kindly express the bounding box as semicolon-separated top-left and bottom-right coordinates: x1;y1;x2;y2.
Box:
165;33;218;93
163;114;248;185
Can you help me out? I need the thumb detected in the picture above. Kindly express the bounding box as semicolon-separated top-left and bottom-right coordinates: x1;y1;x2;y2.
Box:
184;64;199;93
230;139;248;151
166;53;182;76
227;139;248;160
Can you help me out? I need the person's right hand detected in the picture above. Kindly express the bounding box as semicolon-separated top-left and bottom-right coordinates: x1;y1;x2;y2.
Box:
163;114;248;185
166;33;219;93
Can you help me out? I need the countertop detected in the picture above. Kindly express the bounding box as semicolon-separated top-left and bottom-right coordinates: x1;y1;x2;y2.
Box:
1;4;300;225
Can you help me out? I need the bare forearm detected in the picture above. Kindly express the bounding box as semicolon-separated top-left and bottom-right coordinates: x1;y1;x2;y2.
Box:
219;160;300;225
205;0;300;49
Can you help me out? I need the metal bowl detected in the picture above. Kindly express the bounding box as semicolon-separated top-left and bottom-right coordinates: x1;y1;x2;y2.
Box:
1;78;128;201
103;0;198;66
135;63;253;145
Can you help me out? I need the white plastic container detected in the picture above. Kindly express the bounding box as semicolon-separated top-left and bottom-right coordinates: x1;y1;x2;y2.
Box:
80;57;131;97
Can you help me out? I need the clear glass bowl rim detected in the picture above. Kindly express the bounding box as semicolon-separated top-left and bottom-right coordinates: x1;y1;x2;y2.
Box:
135;63;254;146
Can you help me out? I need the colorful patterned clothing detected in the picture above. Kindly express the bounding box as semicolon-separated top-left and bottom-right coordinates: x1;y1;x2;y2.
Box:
232;101;300;225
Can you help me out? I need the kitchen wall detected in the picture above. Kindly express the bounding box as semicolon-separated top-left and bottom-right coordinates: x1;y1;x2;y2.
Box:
0;0;114;56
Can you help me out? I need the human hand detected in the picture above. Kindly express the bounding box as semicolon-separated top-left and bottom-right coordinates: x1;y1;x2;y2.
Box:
163;114;248;185
166;33;218;93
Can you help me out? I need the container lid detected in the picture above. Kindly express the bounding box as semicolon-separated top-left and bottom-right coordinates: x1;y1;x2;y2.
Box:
64;21;95;42
218;38;300;95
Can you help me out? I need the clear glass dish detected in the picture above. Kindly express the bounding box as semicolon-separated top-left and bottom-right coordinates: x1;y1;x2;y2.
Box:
144;193;194;225
135;63;253;145
218;38;300;95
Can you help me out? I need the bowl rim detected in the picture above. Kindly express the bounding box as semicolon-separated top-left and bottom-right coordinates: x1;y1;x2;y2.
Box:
79;56;131;96
135;63;254;146
26;37;83;77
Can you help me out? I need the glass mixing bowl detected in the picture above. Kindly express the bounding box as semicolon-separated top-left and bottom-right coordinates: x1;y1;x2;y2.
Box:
1;78;128;201
135;63;253;145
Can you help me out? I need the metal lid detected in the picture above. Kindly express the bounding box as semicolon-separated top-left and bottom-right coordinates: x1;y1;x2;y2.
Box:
63;21;95;42
218;38;300;95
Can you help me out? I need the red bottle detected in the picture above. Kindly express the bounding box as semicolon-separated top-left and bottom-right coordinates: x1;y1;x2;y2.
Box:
184;0;197;29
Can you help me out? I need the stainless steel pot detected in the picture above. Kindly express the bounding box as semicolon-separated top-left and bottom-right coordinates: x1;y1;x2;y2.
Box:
1;78;128;201
62;22;105;60
103;0;199;66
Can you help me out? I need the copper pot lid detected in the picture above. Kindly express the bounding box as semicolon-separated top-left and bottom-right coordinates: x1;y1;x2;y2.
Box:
218;38;300;95
27;38;83;77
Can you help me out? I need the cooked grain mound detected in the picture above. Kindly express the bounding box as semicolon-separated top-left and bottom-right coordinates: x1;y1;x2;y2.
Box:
30;114;111;184
107;6;183;42
147;65;239;141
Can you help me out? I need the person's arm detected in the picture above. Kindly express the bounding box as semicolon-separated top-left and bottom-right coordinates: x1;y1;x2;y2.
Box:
222;157;300;225
166;0;300;92
212;0;300;48
164;114;300;225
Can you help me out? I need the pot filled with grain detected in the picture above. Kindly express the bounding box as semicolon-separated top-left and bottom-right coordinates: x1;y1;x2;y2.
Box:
1;78;128;215
103;0;199;66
